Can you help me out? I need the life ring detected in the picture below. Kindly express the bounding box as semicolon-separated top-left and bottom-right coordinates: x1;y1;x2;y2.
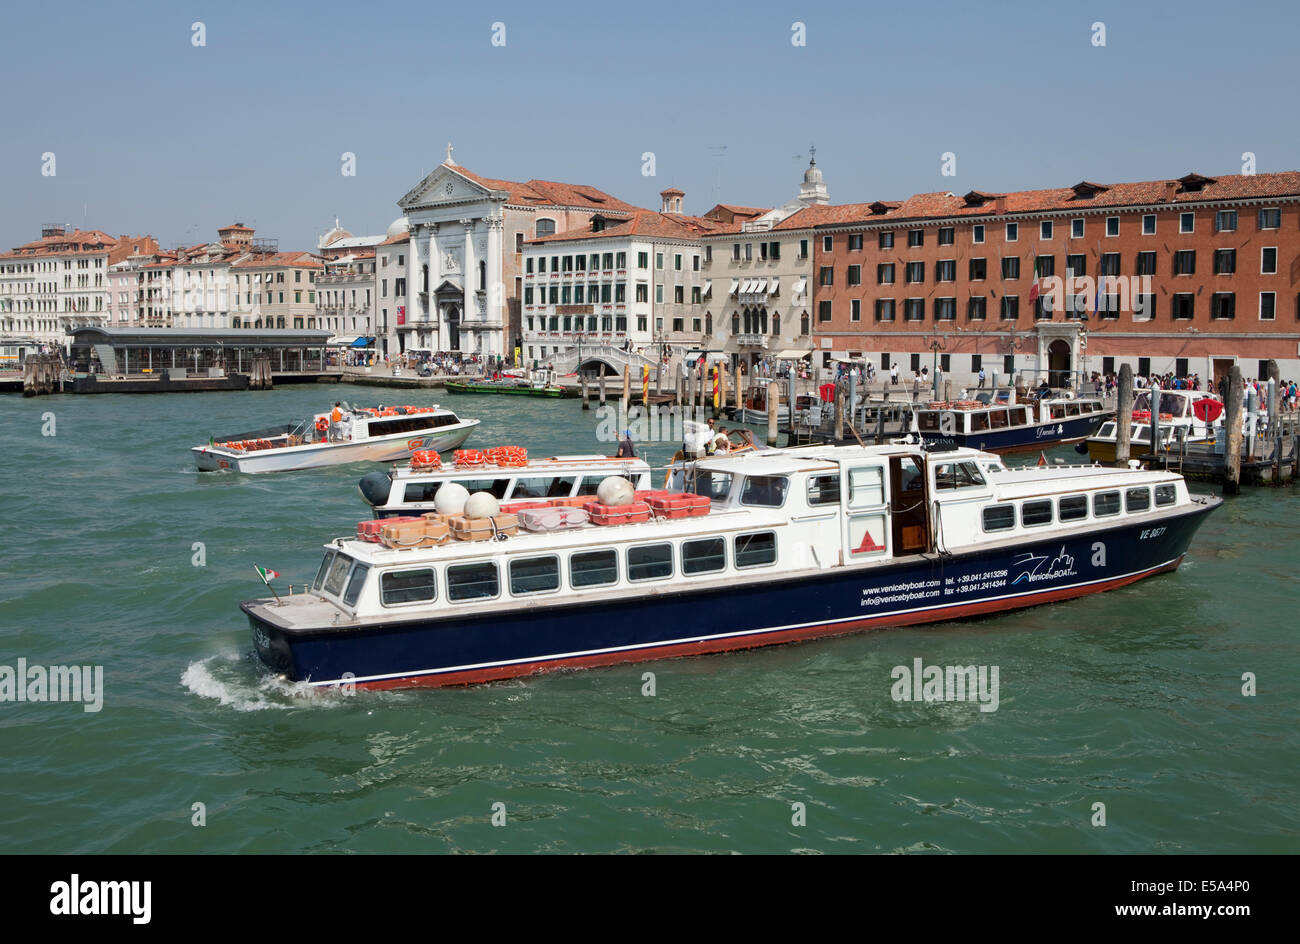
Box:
316;418;328;433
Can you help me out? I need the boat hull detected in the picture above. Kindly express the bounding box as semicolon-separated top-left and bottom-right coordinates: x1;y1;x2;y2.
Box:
1086;434;1215;465
193;422;477;473
921;413;1108;454
444;382;571;398
245;497;1219;689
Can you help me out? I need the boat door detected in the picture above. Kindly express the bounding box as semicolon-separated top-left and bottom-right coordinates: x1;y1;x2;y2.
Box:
888;454;930;554
841;460;891;561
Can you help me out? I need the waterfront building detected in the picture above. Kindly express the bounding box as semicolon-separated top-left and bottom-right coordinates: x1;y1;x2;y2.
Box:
520;189;721;368
375;222;410;357
809;171;1300;388
0;226;158;346
697;156;831;370
230;244;323;330
394;146;641;357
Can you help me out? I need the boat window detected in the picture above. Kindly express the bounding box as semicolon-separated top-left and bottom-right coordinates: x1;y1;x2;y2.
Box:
806;473;841;506
1134;392;1151;412
969;410;990;431
627;544;673;582
1050;405;1066;420
367;415;458;437
343;563;370;606
734;531;777;568
1066;403;1081;416
454;479;511;499
402;479;510;503
575;476;605;496
848;466;885;507
570;549;618;587
1154;484;1177;506
512;476;577;499
509;555;560;595
741;475;789;507
682;537;726;575
933;461;986;489
1093;490;1121;517
1097;422;1116;438
917;411;941;432
1021;500;1053;527
323;553;352;596
692;471;734;502
446;562;500;602
1059;495;1088;521
988;409;1009;429
982;506;1015;532
1125;487;1151;513
1013;407;1030;425
314;551;337;591
381;568;436;605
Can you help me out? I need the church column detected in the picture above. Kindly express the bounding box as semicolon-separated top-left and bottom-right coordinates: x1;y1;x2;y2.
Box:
461;218;476;342
486;215;502;355
407;223;423;337
427;223;441;348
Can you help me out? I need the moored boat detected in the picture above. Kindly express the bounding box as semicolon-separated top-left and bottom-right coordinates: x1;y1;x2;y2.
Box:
915;394;1112;453
1085;389;1222;464
193;403;478;473
243;443;1220;690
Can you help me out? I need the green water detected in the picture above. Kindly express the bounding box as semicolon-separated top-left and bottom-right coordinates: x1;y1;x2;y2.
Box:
0;385;1296;853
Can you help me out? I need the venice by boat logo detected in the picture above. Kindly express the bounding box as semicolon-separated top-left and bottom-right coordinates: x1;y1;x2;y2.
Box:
1010;547;1076;585
0;659;103;712
890;658;999;713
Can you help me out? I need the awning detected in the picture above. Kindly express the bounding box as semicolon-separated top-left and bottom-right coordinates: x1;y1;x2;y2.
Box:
728;279;739;296
769;277;780;296
702;280;712;297
773;349;812;360
350;336;375;348
328;336;360;346
792;278;807;297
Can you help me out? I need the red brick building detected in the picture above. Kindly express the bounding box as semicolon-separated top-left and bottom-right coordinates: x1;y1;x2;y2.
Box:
809;171;1300;388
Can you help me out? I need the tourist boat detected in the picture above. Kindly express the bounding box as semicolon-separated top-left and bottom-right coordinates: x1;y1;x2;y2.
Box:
1085;389;1222;464
914;395;1112;454
443;370;577;398
192;404;478;473
359;450;653;517
242;442;1220;690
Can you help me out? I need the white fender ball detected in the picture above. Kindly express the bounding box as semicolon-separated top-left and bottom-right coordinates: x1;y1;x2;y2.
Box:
463;491;501;519
434;482;470;515
597;476;635;507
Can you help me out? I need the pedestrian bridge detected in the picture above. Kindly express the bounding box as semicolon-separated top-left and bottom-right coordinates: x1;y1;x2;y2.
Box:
548;342;657;377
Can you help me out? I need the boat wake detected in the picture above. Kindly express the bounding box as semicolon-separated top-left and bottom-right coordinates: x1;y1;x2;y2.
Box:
181;652;347;711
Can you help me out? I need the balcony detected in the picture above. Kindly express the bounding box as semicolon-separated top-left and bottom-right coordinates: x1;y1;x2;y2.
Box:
736;333;769;348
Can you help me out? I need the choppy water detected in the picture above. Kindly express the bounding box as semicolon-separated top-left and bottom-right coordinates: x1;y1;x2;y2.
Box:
0;385;1296;853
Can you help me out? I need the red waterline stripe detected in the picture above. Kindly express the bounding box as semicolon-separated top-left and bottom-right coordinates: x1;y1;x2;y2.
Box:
347;558;1183;691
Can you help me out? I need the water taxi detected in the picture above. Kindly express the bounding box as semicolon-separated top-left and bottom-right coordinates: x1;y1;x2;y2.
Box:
193;403;478;473
915;395;1112;454
1085;389;1222;464
243;443;1220;690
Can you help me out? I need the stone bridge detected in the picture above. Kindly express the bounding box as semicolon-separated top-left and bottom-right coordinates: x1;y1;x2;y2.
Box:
547;342;658;377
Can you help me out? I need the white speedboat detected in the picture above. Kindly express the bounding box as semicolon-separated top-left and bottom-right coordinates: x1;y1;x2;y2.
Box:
193;403;478;473
1085;389;1221;463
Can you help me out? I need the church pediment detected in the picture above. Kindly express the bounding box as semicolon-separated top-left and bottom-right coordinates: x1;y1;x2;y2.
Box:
399;164;505;210
433;277;463;294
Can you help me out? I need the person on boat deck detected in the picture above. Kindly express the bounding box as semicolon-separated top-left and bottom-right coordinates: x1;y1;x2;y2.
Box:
1037;379;1052;399
616;429;636;458
714;426;732;453
702;417;718;455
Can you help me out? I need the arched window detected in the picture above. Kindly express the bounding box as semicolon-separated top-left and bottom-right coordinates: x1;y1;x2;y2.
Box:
759;307;768;334
705;313;713;336
422;264;429;293
232;317;241;329
800;313;809;336
276;317;286;329
742;308;751;334
732;313;740;335
479;260;486;291
535;218;556;238
771;313;779;336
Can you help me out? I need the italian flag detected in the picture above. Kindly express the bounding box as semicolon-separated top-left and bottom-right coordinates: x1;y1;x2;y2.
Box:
1027;255;1040;305
255;565;281;585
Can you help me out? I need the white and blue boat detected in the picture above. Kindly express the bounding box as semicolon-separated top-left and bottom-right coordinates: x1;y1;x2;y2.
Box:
242;443;1219;691
914;395;1112;454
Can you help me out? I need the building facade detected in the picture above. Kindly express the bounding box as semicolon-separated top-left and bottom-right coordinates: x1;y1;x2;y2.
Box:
810;171;1300;387
520;190;719;366
394;148;640;357
0;227;157;345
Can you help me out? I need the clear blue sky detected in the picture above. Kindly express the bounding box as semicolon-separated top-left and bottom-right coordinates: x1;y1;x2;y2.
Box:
1;0;1294;251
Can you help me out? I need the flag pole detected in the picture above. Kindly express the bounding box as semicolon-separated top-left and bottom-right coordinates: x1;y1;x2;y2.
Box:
254;564;283;605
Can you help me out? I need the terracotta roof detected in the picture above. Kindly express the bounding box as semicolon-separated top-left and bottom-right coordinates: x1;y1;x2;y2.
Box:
790;171;1300;228
525;210;723;245
379;232;410;246
232;251;323;268
442;162;640;214
219;222;253;232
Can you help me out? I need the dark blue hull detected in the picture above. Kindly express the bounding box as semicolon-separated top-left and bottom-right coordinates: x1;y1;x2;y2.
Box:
245;499;1219;689
920;413;1109;454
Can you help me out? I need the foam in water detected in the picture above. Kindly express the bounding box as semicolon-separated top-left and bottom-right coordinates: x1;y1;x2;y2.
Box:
181;653;341;711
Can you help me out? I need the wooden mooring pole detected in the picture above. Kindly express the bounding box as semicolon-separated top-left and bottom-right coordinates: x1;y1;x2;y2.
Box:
1224;365;1244;494
1115;364;1133;465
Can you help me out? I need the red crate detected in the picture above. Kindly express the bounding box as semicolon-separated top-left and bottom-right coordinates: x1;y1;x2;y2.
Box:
357;516;422;541
586;500;650;526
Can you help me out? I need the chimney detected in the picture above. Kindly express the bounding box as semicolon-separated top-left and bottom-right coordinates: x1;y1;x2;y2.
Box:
1164;181;1177;201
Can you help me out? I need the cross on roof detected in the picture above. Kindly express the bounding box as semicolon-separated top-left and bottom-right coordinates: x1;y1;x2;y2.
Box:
445;142;455;165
